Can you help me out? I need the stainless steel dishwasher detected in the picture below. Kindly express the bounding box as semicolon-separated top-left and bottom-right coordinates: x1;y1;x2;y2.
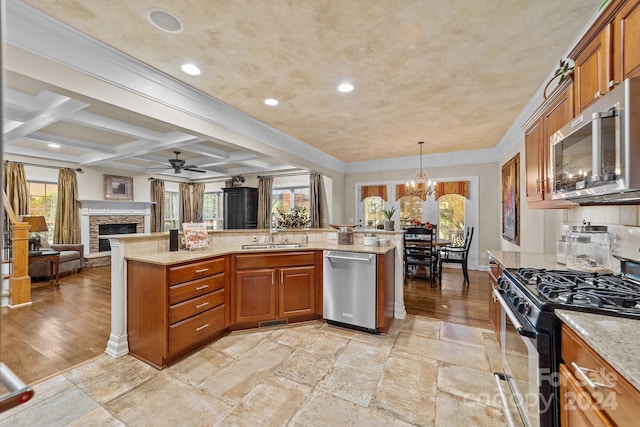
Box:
323;250;377;332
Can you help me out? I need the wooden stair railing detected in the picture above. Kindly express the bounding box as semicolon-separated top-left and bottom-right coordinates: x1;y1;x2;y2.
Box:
2;191;31;307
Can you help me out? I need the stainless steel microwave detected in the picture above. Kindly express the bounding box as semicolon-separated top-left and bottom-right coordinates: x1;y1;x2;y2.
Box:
550;77;640;204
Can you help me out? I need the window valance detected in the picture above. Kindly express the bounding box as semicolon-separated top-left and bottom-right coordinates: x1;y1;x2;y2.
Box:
436;181;469;199
360;185;388;201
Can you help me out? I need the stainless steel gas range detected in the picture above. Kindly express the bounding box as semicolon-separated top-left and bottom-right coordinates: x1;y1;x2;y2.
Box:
493;226;640;427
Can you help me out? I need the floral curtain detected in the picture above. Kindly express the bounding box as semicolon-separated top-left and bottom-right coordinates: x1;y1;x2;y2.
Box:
150;179;165;232
54;168;80;244
257;176;273;229
191;183;205;223
179;182;192;226
309;173;321;228
4;161;29;216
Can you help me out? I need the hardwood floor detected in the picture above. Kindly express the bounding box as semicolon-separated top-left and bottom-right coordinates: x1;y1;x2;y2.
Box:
0;266;111;385
1;265;491;387
404;267;492;329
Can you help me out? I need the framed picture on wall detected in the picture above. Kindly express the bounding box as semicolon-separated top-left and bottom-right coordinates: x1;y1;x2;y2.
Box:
502;153;520;245
104;175;134;201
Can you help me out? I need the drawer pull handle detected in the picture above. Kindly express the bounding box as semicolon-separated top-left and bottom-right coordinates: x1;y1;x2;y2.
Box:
195;302;209;309
195;285;209;291
571;362;615;390
196;323;210;332
195;268;210;274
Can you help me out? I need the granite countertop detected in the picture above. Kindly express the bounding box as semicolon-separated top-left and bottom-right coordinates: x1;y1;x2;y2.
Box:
125;242;395;265
555;309;640;391
487;250;564;270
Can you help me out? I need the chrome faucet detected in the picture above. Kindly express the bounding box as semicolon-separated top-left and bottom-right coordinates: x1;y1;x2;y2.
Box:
269;212;279;243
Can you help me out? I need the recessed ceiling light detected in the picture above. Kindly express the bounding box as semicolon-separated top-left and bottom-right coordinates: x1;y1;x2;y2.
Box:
147;9;183;33
264;98;279;106
48;143;60;148
338;83;354;93
181;63;201;76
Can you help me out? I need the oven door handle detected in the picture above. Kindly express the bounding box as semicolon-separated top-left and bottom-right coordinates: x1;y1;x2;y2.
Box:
493;289;537;338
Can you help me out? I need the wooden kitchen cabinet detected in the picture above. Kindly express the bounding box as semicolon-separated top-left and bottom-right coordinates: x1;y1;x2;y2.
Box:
127;256;229;369
573;28;611;113
560;324;640;426
570;0;640;114
232;251;321;328
523;82;576;208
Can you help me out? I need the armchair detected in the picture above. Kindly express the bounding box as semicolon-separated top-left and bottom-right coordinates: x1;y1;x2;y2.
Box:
29;235;84;278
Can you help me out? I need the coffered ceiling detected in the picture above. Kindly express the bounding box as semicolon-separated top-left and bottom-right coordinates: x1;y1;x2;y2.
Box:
3;0;602;179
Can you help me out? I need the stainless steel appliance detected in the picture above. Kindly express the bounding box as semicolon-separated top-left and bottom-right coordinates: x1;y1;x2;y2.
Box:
323;250;377;332
550;77;640;204
494;226;640;427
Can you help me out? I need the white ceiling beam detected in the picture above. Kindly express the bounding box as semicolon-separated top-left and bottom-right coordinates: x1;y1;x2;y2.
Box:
3;95;89;141
78;133;202;165
65;110;169;141
3;145;82;163
25;131;117;154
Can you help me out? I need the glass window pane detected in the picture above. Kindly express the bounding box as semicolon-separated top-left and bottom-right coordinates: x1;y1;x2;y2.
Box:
438;194;465;244
399;196;422;227
203;192;223;230
364;196;384;228
28;181;58;241
164;192;178;230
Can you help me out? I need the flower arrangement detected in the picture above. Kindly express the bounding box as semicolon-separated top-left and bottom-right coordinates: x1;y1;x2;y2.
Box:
277;206;310;229
409;219;433;229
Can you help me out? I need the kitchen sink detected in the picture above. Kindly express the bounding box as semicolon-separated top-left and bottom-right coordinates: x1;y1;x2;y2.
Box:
241;243;305;250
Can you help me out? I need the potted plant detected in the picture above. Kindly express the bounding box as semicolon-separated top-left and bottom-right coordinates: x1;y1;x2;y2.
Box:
382;206;397;231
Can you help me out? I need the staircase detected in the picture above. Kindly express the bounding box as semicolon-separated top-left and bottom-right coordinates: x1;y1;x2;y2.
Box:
2;191;31;307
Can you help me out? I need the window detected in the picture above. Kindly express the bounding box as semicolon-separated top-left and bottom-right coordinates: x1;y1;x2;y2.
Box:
399;195;423;227
363;196;384;229
203;192;223;230
438;194;465;245
28;181;57;241
271;186;310;214
164;191;179;230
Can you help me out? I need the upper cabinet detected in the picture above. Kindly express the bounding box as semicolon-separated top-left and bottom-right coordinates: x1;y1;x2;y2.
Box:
570;0;640;114
524;82;577;208
524;0;639;209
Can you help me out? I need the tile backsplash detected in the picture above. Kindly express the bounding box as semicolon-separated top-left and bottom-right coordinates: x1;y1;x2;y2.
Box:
566;205;639;227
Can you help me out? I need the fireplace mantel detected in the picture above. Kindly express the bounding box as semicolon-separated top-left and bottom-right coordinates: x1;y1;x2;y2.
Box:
80;200;153;255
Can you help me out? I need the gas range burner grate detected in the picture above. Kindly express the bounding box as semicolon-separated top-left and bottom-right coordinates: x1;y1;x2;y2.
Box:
562;287;640;309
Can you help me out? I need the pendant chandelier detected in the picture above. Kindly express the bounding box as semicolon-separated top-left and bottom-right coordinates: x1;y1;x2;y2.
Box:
406;141;436;199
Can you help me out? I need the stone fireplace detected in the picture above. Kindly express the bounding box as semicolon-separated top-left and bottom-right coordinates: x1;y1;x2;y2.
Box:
80;200;153;258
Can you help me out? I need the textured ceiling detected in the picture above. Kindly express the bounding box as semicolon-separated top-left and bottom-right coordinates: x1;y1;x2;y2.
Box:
17;0;600;164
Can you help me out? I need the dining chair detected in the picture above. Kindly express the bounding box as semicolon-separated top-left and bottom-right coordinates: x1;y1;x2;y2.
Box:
438;226;474;283
403;227;438;287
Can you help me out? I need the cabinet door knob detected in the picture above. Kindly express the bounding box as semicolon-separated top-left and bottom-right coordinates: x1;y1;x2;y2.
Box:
594;91;601;99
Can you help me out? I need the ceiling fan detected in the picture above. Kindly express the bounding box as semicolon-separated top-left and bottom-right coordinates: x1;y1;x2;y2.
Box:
159;151;206;174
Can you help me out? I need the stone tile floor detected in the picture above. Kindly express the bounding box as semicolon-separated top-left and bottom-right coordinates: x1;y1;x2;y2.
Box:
2;315;508;426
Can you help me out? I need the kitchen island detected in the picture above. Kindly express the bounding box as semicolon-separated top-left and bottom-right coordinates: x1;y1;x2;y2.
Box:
104;229;403;365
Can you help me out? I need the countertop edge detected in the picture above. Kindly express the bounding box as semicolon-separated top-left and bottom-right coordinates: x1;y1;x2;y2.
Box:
125;244;395;265
555;309;640;392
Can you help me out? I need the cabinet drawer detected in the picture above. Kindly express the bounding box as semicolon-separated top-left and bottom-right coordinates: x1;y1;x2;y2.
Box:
168;257;225;285
169;304;225;356
235;251;315;269
169;273;225;305
169;288;225;324
562;325;640;426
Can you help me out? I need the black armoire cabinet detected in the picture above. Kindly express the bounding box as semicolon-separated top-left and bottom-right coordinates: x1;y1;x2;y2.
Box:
223;187;258;229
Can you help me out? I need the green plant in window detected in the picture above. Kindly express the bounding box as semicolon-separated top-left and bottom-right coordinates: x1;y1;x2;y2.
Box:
382;206;397;220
